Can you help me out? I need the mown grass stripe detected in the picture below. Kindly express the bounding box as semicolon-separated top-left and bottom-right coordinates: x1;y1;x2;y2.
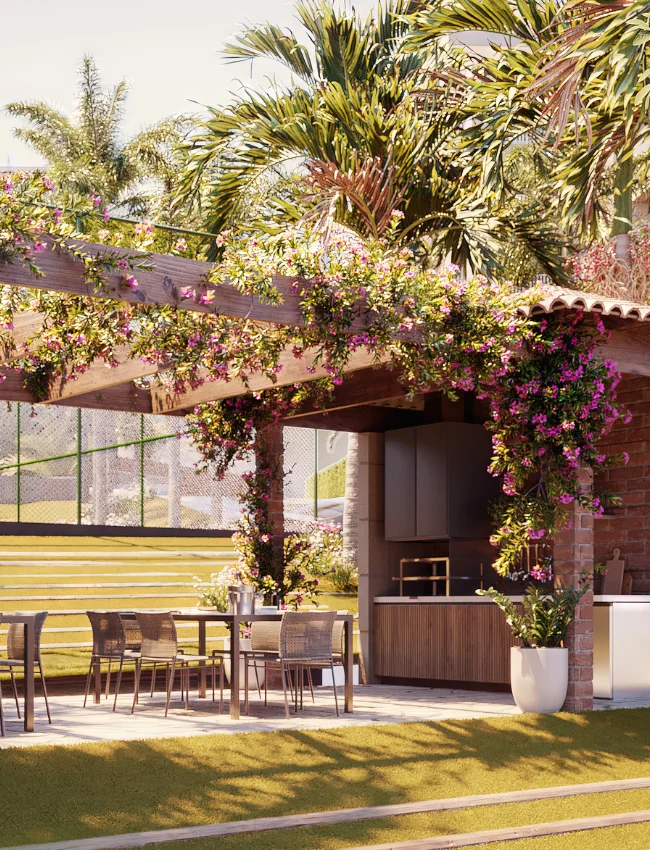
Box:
342;810;650;849
2;777;650;850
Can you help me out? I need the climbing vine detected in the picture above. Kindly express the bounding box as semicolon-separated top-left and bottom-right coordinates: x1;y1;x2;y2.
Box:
0;173;628;576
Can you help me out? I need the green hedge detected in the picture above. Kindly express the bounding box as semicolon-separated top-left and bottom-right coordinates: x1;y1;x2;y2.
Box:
306;457;347;499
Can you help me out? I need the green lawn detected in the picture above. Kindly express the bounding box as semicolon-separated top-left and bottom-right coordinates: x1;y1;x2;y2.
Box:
0;535;358;677
3;711;650;847
134;790;650;850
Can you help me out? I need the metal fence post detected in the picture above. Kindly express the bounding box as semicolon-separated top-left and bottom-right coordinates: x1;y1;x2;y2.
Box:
140;414;145;527
16;403;20;523
77;408;82;524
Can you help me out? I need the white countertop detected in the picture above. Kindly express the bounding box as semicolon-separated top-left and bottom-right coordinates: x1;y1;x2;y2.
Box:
374;595;650;604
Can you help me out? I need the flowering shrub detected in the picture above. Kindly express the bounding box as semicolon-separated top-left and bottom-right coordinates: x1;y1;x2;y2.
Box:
485;309;626;574
193;566;241;611
296;522;345;577
0;175;628;578
568;226;650;302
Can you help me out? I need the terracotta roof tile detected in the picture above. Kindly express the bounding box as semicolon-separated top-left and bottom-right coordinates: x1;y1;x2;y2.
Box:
519;286;650;322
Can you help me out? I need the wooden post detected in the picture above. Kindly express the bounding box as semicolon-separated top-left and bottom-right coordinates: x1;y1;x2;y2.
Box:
256;425;285;583
553;465;595;712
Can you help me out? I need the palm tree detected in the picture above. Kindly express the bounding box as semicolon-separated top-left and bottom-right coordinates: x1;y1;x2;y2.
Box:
526;0;650;260
407;0;650;257
181;0;566;280
6;55;191;216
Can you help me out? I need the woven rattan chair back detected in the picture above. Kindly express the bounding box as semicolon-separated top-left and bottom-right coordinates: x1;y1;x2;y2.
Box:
136;612;178;660
280;611;337;663
251;620;281;653
6;611;48;661
120;614;142;651
87;612;126;658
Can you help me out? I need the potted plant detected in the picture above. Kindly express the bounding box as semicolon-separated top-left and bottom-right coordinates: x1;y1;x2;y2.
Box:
477;577;589;713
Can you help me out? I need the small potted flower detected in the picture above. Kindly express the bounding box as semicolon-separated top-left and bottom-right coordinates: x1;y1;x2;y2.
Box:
477;569;589;714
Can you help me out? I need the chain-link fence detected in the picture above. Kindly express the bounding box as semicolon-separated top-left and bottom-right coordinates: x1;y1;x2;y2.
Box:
0;405;345;531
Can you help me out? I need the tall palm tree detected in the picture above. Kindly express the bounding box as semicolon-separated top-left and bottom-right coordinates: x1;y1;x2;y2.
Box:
181;0;566;280
407;0;650;254
526;0;650;260
6;55;191;216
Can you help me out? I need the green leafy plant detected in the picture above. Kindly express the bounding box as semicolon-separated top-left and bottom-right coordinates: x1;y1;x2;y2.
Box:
329;560;359;594
477;578;590;648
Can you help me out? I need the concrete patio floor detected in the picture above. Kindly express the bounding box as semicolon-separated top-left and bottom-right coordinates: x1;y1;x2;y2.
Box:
0;685;646;748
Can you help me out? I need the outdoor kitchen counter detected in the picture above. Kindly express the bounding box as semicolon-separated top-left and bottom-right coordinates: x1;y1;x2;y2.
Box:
373;595;650;692
594;595;650;699
373;596;520;686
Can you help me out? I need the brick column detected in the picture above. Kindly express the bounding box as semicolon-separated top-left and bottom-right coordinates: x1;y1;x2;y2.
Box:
256;425;285;583
552;465;594;712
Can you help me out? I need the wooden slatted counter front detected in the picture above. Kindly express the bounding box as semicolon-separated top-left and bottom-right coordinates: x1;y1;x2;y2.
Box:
373;597;521;687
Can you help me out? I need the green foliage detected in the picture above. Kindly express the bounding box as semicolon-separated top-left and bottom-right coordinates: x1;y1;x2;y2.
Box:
180;0;566;280
478;578;589;648
6;56;197;222
306;458;347;499
329;560;359;593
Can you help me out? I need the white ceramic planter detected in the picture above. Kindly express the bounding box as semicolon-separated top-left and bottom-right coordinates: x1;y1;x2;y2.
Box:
223;637;265;687
510;647;568;714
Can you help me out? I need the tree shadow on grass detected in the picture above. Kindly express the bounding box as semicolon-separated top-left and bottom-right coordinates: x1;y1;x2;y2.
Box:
1;708;650;846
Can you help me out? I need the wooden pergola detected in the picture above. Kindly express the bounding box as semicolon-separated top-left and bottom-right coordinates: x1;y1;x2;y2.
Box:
4;241;650;712
1;241;649;426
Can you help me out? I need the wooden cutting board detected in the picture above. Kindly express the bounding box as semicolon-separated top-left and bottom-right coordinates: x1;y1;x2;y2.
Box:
602;548;626;595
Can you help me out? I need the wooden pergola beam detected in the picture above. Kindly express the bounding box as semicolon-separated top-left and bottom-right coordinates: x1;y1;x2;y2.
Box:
0;240;309;326
42;345;160;404
151;347;385;414
0;311;45;363
286;367;409;419
0;370;173;415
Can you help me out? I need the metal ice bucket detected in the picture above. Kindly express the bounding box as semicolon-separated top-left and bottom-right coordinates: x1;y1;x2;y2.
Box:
228;584;255;615
238;585;255;616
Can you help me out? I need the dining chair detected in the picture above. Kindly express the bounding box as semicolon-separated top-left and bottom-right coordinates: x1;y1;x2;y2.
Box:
132;612;223;717
246;611;339;719
0;680;5;737
0;611;51;724
84;612;140;711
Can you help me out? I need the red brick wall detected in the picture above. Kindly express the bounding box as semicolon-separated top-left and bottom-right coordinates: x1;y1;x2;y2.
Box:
554;465;594;712
595;376;650;590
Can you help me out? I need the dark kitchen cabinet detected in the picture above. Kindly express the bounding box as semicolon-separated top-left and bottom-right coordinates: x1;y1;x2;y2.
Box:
385;423;498;540
384;427;416;539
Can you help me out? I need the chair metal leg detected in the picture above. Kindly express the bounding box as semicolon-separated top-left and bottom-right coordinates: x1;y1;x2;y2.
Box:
10;670;21;717
253;660;262;699
219;662;224;714
150;663;157;697
307;668;315;704
184;664;189;710
131;659;142;715
280;660;290;720
113;657;124;712
244;654;249;716
38;658;51;724
264;663;268;706
330;662;339;717
165;660;176;717
0;679;4;737
105;658;111;700
83;656;95;708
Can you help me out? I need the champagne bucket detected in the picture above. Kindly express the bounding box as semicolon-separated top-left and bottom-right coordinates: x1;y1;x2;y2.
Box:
238;585;255;616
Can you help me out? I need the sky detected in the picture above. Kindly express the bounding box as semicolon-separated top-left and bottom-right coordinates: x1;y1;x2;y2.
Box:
0;0;376;167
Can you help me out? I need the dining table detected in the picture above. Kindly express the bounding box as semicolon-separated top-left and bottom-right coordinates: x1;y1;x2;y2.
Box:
0;613;36;732
172;609;355;720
